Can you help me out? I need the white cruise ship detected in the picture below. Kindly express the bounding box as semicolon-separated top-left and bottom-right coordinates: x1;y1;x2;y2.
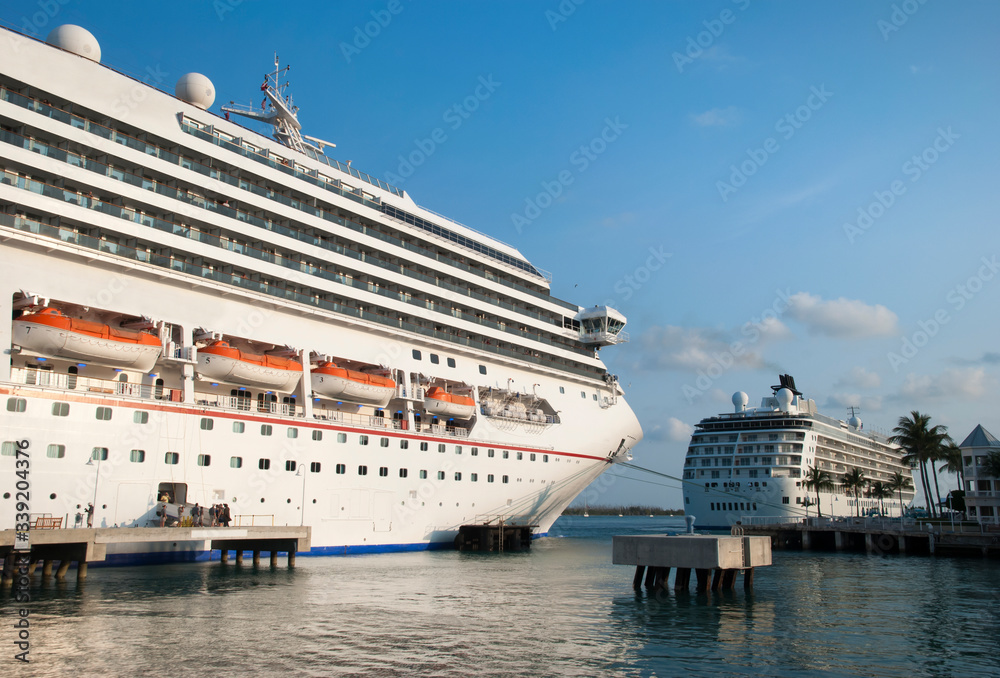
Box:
0;26;642;563
682;375;915;529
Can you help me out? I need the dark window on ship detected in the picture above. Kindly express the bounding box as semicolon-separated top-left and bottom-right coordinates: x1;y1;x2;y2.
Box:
47;444;66;459
261;424;273;436
7;398;26;413
360;435;369;446
580;391;586;399
200;418;214;431
447;358;456;368
502;475;509;484
134;411;149;424
470;473;478;482
471;447;478;456
1;442;16;456
455;446;462;455
231;457;242;468
455;472;462;481
92;447;108;461
559;387;565;394
337;433;347;443
259;458;271;470
502;451;509;459
52;402;69;417
68;365;78;389
96;407;113;421
517;452;523;461
312;430;323;441
420;470;428;479
438;471;446;480
399;468;408;478
488;474;494;483
358;465;368;476
233;421;245;433
336;464;346;474
310;462;321;473
198;454;211;467
285;461;296;472
782;497;789;504
543;455;549;463
479;365;487;375
430;354;439;364
380;437;389;448
412;349;421;360
400;440;409;450
420;442;429;451
165;452;179;465
438;444;446;453
530;453;536;461
287;428;298;439
379;467;388;477
488;449;495;458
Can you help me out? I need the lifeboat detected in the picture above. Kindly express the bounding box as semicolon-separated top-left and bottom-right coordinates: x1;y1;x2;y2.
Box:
311;362;395;407
12;308;161;372
196;341;301;393
424;387;475;420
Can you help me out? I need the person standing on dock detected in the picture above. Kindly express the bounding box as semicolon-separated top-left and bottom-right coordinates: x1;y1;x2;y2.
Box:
208;504;217;527
222;504;231;527
192;503;202;527
85;503;94;528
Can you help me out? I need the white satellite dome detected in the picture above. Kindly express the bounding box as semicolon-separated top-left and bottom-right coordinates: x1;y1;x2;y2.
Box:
776;387;794;411
46;25;101;62
175;73;216;110
849;415;862;430
732;391;749;413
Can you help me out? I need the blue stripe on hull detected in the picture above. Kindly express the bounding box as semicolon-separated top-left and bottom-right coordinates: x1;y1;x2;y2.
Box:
88;534;549;568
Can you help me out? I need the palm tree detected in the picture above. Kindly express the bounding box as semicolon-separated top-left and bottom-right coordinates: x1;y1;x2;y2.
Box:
841;468;868;517
889;411;952;518
888;471;914;517
870;481;891;517
982;450;1000;479
804;465;835;518
938;442;966;495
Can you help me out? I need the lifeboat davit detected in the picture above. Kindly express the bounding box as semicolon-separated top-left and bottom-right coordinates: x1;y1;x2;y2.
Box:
196;341;302;393
12;308;161;372
311;362;396;407
424;387;476;420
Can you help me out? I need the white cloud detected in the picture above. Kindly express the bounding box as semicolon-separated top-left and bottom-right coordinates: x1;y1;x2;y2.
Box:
691;106;741;127
825;393;883;413
835;366;882;389
636;325;767;372
786;292;898;338
898;367;988;401
665;417;694;441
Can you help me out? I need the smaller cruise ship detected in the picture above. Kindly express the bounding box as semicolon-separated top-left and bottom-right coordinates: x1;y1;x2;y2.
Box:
682;375;916;529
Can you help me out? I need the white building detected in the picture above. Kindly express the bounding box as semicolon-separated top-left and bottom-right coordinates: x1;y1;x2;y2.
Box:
959;424;1000;525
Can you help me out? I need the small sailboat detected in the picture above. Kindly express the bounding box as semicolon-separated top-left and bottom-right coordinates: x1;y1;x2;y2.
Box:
583;502;589;518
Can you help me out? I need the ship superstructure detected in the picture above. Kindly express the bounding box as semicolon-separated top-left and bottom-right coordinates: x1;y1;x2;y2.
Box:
682;375;914;529
0;26;641;562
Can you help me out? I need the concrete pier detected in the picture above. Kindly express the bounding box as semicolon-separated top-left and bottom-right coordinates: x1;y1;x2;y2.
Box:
0;526;311;578
613;535;772;592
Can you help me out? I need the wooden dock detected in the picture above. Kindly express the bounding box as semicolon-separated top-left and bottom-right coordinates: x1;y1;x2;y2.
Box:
741;519;1000;558
0;526;311;584
613;533;772;593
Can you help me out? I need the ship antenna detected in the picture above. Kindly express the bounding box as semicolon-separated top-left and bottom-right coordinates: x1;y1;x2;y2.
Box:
222;53;336;157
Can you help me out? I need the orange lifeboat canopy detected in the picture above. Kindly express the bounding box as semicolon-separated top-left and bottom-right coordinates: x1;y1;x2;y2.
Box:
22;308;159;345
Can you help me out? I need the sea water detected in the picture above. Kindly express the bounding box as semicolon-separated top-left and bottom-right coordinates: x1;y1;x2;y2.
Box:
3;516;998;677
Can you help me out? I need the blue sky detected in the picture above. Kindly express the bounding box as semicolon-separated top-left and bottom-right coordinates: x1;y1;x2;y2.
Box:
5;1;999;508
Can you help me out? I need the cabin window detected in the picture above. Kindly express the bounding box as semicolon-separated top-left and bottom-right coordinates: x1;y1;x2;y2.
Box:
400;440;409;450
336;464;346;474
92;447;108;461
134;411;149;424
259;458;271;470
231;456;242;468
358;465;368;476
200;418;214;430
430;354;439;364
399;468;408;478
1;442;16;456
7;398;26;413
559;387;565;394
130;449;145;463
285;461;296;472
420;442;429;451
198;454;211;467
379;467;388;477
580;391;586;399
233;421;245;433
359;435;369;446
287;427;298;439
479;365;487;375
502;451;509;459
471;447;478;456
312;430;323;441
447;358;456;368
52;402;70;416
438;471;445;480
337;433;347;443
412;349;421;360
47;444;66;459
502;475;509;484
530;453;536;461
488;474;494;483
165;452;179;465
419;470;427;479
454;472;462;481
380;437;389;448
517;452;523;461
438;444;446;453
96;406;113;420
310;462;321;473
543;455;549;463
455;446;462;455
260;424;273;436
470;473;478;482
487;449;495;458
